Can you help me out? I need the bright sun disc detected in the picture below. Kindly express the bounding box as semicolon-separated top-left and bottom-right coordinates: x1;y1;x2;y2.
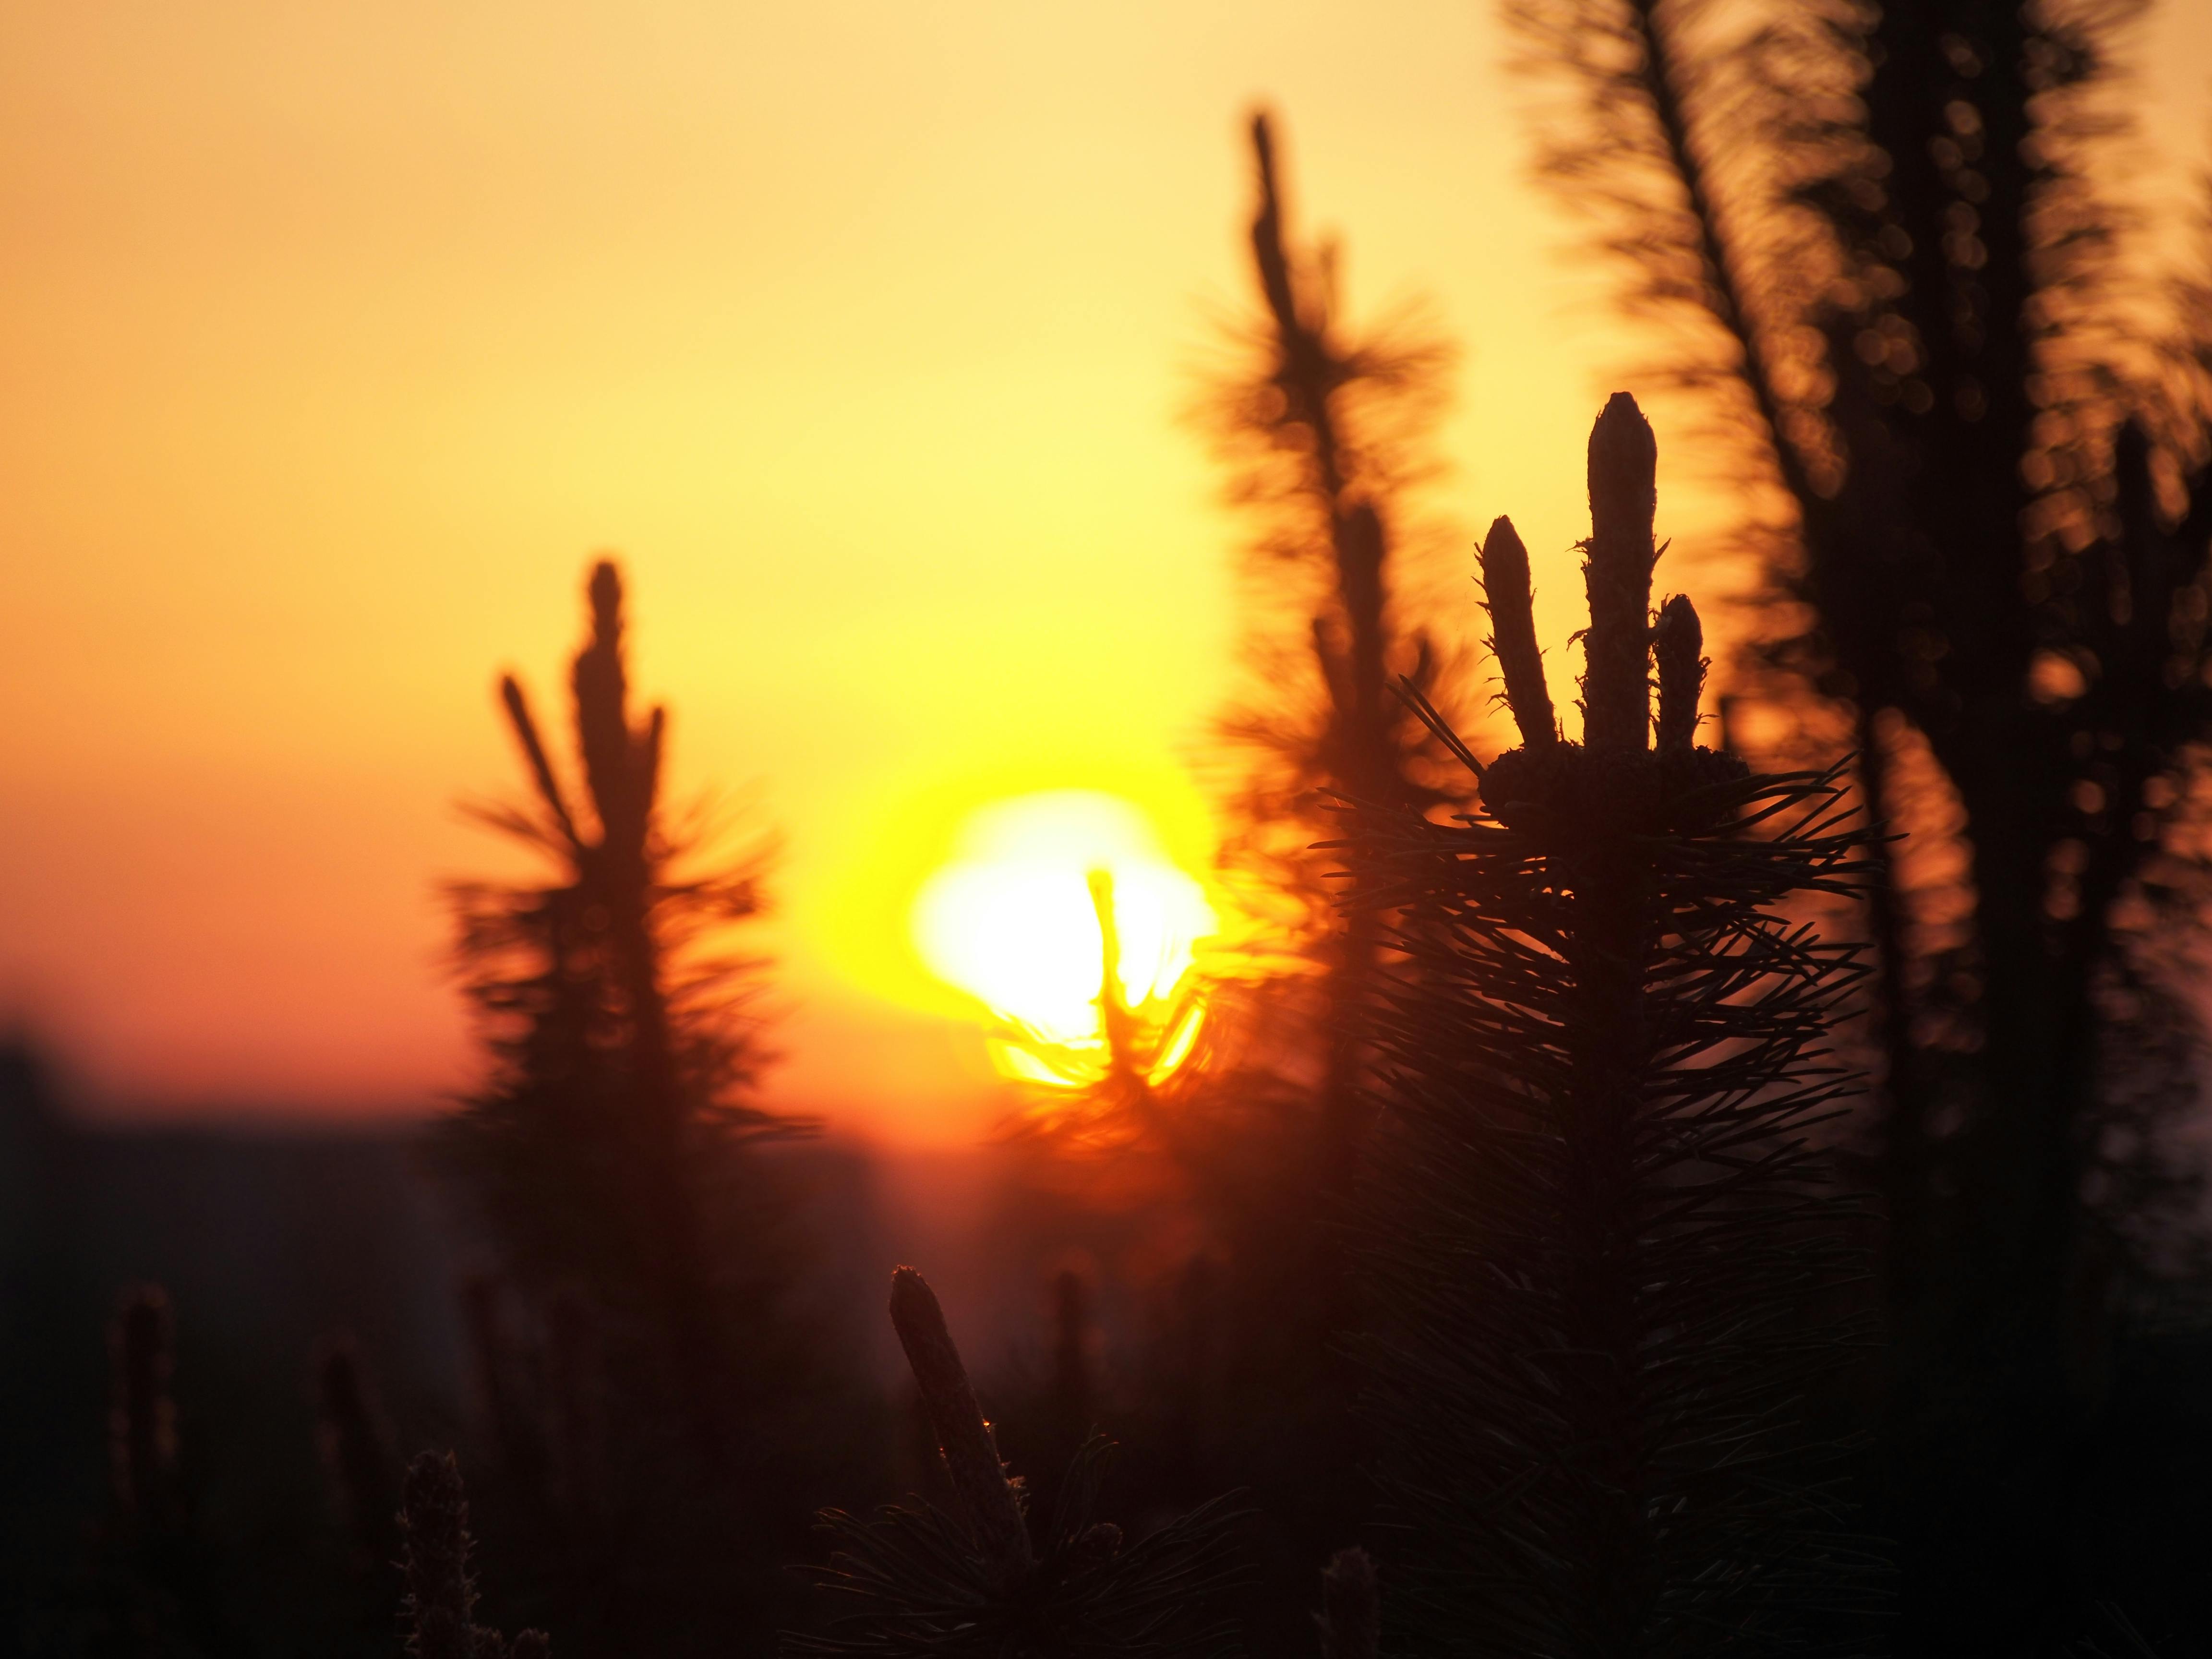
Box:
911;791;1215;1046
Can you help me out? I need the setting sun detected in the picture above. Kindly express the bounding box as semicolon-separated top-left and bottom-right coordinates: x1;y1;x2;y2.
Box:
910;792;1215;1065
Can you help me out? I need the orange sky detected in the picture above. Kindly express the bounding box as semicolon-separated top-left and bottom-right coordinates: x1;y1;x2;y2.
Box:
1;1;2206;1143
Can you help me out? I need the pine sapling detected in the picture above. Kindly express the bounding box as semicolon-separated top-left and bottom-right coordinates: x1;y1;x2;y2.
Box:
1361;393;1882;1655
444;559;793;1468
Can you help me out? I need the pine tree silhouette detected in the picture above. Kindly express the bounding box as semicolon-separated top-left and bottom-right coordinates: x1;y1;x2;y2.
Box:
442;558;827;1658
1359;395;1882;1655
444;557;786;1458
1058;108;1478;1595
1507;2;2212;1644
1202;109;1465;1171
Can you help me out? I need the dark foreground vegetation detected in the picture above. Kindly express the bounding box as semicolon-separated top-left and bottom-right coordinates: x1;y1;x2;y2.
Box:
8;4;2212;1654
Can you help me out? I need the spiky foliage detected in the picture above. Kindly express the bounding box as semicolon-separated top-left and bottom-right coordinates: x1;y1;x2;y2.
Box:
1003;109;1474;1609
988;870;1208;1146
442;557;791;1448
1359;395;1882;1656
439;562;849;1659
788;1268;1244;1659
1198;108;1468;1149
398;1451;549;1659
1506;4;2212;1640
1509;0;2212;1267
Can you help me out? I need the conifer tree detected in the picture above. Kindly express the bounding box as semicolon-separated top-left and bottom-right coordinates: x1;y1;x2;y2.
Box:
877;116;1467;1648
1204;110;1463;1170
1505;2;2212;1641
1359;395;1880;1655
1069;110;1475;1598
443;559;819;1656
444;558;783;1454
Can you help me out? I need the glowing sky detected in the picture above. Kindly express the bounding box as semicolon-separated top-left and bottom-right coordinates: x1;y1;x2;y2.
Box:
1;1;2206;1141
912;791;1214;1045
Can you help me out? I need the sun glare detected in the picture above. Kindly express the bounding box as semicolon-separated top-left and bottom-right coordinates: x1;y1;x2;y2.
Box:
911;792;1215;1060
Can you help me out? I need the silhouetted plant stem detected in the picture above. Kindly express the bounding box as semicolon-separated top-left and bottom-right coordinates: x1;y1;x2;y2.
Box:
793;1268;1243;1659
447;558;796;1479
1550;401;1669;1637
1362;394;1881;1654
1088;870;1146;1105
1511;5;2212;1633
1250;114;1390;1172
398;1451;548;1659
1653;593;1704;756
888;1266;1034;1587
1230;110;1462;1181
444;558;824;1655
569;567;729;1462
1580;392;1659;754
1477;516;1556;750
1217;108;1469;1565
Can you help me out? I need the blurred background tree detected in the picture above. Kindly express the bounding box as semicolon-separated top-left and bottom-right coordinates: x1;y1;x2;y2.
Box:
1503;0;2212;1646
1200;110;1468;1174
441;559;862;1658
967;112;1480;1655
1060;106;1480;1631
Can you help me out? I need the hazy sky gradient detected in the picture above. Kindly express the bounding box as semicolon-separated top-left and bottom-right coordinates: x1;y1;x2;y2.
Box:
2;1;2205;1141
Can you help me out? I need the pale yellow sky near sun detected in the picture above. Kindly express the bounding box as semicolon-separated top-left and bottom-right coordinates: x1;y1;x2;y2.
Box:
0;1;2205;1142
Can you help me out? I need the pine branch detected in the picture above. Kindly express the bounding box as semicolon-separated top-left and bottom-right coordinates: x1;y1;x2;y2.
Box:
1477;516;1557;750
1654;593;1707;754
1582;392;1661;752
442;558;796;1468
889;1266;1034;1588
499;676;584;854
790;1268;1246;1659
1359;395;1884;1656
398;1451;549;1659
1508;8;2212;1632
